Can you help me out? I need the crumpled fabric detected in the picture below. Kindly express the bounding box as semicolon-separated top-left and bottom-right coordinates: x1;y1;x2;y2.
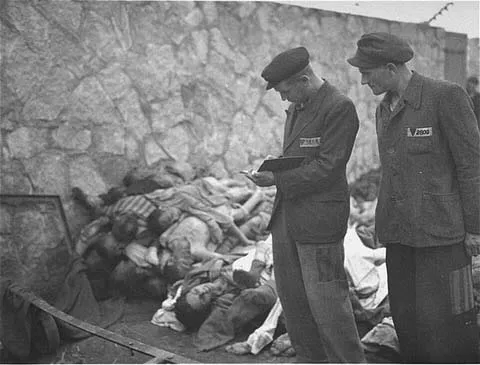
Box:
0;279;34;358
194;293;236;351
147;186;233;245
194;283;277;351
246;297;283;354
270;332;296;357
344;227;388;311
361;316;400;355
124;242;150;267
54;255;124;339
150;285;185;332
151;308;185;332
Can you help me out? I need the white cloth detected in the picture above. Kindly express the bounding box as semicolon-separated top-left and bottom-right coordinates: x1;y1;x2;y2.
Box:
151;286;185;332
231;234;274;284
124;242;150;267
246;297;283;354
151;308;185;332
343;227;388;310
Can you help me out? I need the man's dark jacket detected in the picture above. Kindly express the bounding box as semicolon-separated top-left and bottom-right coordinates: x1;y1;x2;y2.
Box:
375;72;480;247
268;80;359;243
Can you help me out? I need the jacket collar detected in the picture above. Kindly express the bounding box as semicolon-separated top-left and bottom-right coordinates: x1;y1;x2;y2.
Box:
402;71;423;110
283;80;331;152
381;71;423;111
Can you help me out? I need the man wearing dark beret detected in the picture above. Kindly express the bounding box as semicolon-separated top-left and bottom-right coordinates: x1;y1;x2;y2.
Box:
348;32;480;363
246;47;365;362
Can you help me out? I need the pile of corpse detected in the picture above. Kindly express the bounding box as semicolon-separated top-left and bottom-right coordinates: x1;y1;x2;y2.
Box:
64;168;469;360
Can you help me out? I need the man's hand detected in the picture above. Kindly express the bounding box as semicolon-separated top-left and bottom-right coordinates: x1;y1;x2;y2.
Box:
243;170;275;187
464;232;480;256
240;155;277;186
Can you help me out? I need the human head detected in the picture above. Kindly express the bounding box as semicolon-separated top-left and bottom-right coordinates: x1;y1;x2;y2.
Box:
96;233;123;261
146;207;181;236
347;32;414;95
163;237;194;282
111;213;138;243
262;47;316;103
174;286;214;330
159;242;194;283
467;76;479;94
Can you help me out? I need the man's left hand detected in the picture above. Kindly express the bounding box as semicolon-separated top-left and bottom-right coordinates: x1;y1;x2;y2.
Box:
464;232;480;256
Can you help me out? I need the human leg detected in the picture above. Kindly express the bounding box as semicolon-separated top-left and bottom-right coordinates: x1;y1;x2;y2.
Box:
227;282;277;332
388;243;478;363
271;207;328;362
385;244;419;362
296;241;366;363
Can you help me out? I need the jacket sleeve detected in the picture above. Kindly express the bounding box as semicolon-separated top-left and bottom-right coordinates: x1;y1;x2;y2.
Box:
438;84;480;234
274;99;359;200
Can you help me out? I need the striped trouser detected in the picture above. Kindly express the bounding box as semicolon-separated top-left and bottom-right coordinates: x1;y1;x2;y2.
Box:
386;242;479;363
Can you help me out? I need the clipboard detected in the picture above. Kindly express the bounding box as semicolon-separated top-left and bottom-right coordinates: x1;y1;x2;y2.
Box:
257;156;305;172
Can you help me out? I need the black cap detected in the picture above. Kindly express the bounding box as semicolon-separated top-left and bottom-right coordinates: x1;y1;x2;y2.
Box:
261;47;310;90
347;32;414;69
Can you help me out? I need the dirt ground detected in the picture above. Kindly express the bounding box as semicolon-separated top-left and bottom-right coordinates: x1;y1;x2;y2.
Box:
26;298;297;364
1;296;403;364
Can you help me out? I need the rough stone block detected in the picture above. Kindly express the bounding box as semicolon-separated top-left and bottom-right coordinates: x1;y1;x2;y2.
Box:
144;136;169;166
185;8;204;27
64;76;120;125
92;126;125;155
117;89;151;141
161;125;191;163
69;155;107;196
7;127;48;159
201;2;218;24
192;30;209;64
210;28;236;60
53;123;92;151
25;151;69;197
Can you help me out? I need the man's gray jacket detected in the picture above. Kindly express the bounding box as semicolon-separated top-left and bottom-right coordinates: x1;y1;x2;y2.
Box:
375;72;480;247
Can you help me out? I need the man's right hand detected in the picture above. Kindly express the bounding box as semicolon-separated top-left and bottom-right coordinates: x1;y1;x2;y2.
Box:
242;169;275;187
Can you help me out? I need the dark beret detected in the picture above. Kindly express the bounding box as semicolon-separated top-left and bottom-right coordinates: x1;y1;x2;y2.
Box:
261;47;310;90
347;32;414;69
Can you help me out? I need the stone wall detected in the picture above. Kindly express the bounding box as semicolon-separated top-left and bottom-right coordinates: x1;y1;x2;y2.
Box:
468;38;480;79
1;0;452;238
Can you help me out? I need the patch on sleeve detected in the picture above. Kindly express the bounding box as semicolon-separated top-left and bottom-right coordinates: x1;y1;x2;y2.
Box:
300;137;321;147
449;265;474;315
407;127;432;137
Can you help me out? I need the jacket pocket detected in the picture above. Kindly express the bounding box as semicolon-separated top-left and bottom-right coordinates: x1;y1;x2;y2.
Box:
285;196;348;243
406;136;433;154
421;192;465;239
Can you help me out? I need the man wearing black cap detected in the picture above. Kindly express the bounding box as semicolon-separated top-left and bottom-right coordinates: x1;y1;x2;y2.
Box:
246;47;365;362
348;32;480;363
